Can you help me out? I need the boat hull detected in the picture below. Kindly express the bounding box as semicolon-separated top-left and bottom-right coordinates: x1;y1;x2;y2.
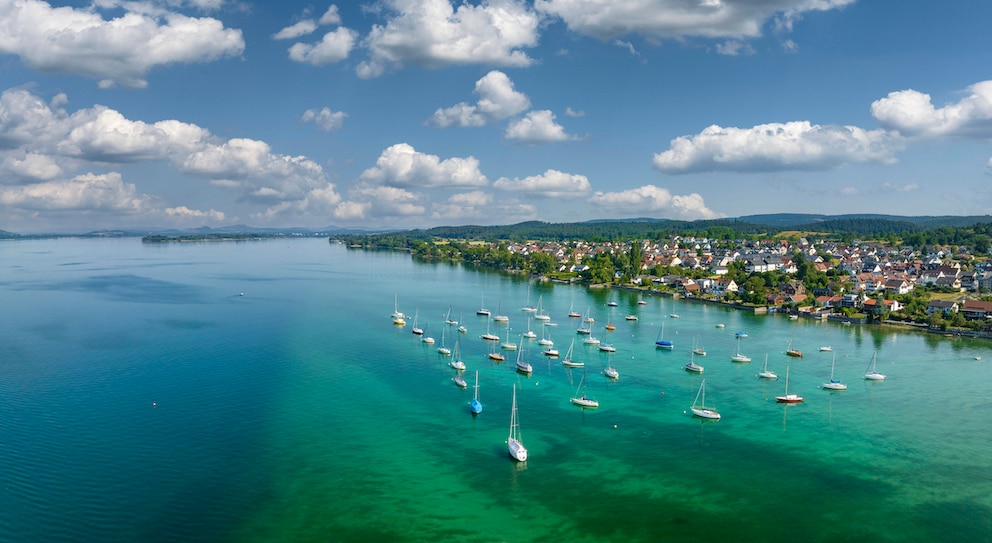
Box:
690;407;720;420
508;439;527;461
571;397;599;408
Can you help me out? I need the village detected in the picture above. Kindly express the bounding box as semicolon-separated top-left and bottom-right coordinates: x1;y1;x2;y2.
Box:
493;234;992;333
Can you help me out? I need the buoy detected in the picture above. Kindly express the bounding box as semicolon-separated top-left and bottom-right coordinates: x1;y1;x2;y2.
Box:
613;424;617;428
152;402;157;408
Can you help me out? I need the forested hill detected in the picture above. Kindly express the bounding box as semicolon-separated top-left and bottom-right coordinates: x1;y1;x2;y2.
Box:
739;213;992;229
425;219;772;242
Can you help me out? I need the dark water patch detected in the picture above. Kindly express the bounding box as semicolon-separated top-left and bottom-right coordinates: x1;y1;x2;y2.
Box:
23;322;70;342
62;274;206;304
911;499;992;541
57;261;89;267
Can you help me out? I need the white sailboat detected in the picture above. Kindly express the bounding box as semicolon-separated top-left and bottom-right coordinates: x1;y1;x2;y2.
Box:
561;339;584;368
582;335;601;346
576;308;592;335
488;339;505;362
598;342;616;353
457;313;467;334
476;294;490;316
470;370;482;414
500;322;517;351
449;341;466;370
523;317;537;339
822;352;846;390
604;352;619;379
775;366;804;403
521;285;537;313
567;302;581;318
534;296;551;322
480;319;499;341
515;340;533;374
864;351;886;381
692;336;706;356
570;371;599;408
758;353;778;379
411;310;423;335
444;306;458;326
690;379;720;420
421;323;435;344
436;328;450;355
684;350;703;373
493;300;509;323
507;384;527;461
538;324;554;347
731;335;751;363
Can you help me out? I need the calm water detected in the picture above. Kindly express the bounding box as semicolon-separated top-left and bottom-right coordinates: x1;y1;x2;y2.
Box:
1;238;990;542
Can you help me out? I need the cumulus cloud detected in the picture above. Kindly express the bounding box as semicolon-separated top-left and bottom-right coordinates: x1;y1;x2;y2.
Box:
273;20;318;40
59;107;209;162
288;27;358;65
165;205;225;221
534;0;854;41
0;171;149;212
429;70;531;128
348;185;426;217
0;88;72;149
653;121;899;174
359;143;488;188
1;152;63;181
505;110;575;144
589;184;719;220
431;191;537;222
302;107;347;131
0;0;244;88
870;81;992;138
565;107;585;117
493;169;590;197
357;0;541;78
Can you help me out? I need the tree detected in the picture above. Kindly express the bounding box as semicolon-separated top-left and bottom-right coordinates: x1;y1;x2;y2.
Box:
529;252;556;275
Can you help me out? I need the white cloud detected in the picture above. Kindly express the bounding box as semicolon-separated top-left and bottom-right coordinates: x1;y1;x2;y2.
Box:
182;138;327;203
333;200;372;220
165;205;225;221
302;107;347;131
359;143;488;188
653;121;899;174
613;39;641;58
839;187;859;196
288;27;358;65
429;70;531;127
782;39;799;53
870;81;992;139
351;185;425;216
319;5;342;25
880;182;919;193
534;0;854;41
493;169;590;197
589;184;719;220
505;110;575;144
565;107;585;117
357;0;541;78
716;40;755;56
2;152;63;181
59;107;209;162
0;171;149;212
0;0;244;88
0;88;71;149
273;20;318;40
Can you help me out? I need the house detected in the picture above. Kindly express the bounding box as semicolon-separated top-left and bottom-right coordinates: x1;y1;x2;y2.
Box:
926;300;959;315
960;300;992;320
863;298;903;312
884;279;913;295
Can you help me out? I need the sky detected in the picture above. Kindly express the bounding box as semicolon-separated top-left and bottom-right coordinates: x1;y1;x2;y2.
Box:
1;0;991;233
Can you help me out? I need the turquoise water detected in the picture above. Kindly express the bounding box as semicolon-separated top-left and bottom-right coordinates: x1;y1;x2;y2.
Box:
1;238;990;542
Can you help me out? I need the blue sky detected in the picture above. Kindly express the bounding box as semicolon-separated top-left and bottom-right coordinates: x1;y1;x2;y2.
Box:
1;0;991;233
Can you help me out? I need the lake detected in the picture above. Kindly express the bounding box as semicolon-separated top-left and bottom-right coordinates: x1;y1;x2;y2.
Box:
1;238;990;542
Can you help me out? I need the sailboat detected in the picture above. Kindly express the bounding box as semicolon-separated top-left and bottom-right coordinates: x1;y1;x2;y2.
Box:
604;306;616;331
436;328;451;355
515;341;533;374
534;296;551;322
576;308;592;335
786;334;803;358
690;379;720;420
684;350;703;373
411;310;423;335
598;341;616;353
488;339;505;362
692;336;706;356
567;302;581;318
655;322;674;349
507;384;527;461
775;366;804;403
822;352;846;390
523;317;537;339
604;352;619;379
470;371;482;414
521;285;537;313
493;300;509;323
561;339;583;368
538;324;554;347
449;341;466;370
758;353;778;379
391;294;405;325
570;371;599;408
480;319;499;341
863;351;886;381
500;322;517;351
444;306;458;326
582;334;601;346
731;335;751;362
457;313;467;334
453;375;467;388
476;294;490;316
421;323;435;344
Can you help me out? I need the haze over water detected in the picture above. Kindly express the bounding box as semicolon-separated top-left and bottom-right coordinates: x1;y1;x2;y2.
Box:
1;238;990;542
